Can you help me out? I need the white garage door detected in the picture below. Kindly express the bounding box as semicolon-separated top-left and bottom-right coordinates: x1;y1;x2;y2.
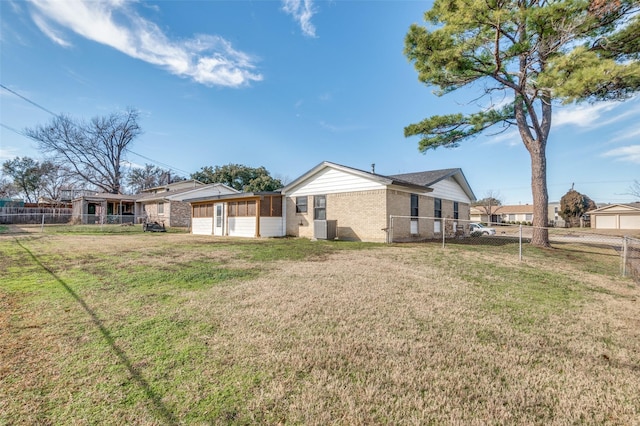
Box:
620;215;640;229
595;215;617;229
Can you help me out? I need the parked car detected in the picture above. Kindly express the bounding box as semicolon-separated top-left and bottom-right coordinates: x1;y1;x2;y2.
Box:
469;222;496;236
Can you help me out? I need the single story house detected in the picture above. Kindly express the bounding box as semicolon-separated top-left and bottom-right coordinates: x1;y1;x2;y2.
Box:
472;202;564;226
590;203;640;230
185;161;475;243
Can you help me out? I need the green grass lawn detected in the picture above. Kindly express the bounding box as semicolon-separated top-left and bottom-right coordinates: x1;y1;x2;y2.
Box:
1;233;638;424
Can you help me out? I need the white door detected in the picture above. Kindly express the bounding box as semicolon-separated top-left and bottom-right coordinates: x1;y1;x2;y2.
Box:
595;215;616;229
214;203;225;236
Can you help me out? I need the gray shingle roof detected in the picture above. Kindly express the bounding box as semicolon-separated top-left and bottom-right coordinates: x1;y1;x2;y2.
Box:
387;168;461;187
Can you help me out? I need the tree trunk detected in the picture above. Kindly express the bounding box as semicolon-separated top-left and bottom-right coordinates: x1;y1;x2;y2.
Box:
529;144;550;247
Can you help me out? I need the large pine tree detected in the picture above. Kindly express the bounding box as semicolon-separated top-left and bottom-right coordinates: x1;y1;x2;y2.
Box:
405;0;640;246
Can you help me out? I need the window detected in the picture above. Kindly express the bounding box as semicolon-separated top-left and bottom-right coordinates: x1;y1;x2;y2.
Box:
260;195;283;217
158;202;164;215
193;203;214;218
434;198;442;218
525;213;533;221
228;201;257;217
314;195;326;220
216;205;222;227
296;196;308;213
453;202;459;220
410;194;419;217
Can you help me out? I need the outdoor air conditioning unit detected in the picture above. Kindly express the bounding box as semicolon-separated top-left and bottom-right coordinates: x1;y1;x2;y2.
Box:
314;219;337;240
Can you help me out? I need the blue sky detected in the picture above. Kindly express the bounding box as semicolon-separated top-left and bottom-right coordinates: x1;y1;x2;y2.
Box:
1;0;638;205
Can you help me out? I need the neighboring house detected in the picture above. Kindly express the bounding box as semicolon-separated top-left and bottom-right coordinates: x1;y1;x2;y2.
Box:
72;193;140;224
486;202;564;226
498;204;535;223
590;203;640;230
137;180;238;227
282;162;475;243
71;180;240;227
470;206;502;224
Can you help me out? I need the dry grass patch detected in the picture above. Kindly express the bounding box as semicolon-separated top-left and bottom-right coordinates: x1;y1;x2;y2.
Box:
1;234;638;424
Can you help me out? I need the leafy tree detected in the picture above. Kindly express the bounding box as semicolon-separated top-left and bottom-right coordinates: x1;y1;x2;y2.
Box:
471;190;503;223
126;164;183;193
26;108;141;194
559;188;597;227
404;0;639;246
0;174;19;199
191;164;283;192
1;157;55;203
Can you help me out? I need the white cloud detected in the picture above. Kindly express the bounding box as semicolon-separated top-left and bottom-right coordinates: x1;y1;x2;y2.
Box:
610;126;640;143
0;146;25;161
481;128;520;147
602;145;640;164
553;96;640;129
282;0;317;38
553;101;620;127
32;13;72;47
27;0;262;87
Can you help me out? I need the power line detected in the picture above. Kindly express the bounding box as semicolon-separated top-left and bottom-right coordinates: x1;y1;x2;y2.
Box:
1;83;192;176
0;83;59;117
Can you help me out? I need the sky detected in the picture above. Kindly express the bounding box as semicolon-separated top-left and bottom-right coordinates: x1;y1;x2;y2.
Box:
1;0;639;205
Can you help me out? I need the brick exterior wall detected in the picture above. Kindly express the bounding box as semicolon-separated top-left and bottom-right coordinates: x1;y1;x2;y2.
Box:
169;201;191;228
287;190;388;242
142;200;191;228
286;189;472;243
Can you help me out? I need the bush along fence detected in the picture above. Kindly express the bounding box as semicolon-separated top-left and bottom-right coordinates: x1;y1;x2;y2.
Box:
388;216;634;280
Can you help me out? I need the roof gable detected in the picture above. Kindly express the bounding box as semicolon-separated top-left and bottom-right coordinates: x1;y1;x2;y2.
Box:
389;168;476;201
282;161;436;195
590;203;640;213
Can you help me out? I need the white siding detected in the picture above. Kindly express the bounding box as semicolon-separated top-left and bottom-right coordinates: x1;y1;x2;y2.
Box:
228;217;256;237
227;217;285;237
192;218;214;235
288;168;385;197
620;215;640;229
429;177;472;203
260;217;285;237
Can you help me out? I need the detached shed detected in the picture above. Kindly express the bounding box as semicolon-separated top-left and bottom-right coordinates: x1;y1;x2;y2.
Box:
590;203;640;230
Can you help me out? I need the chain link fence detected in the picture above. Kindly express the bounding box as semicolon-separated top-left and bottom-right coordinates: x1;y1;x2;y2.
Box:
622;237;640;283
0;212;147;232
388;216;636;281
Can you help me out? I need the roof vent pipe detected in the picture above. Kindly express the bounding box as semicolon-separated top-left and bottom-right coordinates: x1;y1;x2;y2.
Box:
371;163;375;174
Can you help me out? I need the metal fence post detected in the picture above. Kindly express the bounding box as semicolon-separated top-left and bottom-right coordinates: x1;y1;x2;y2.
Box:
622;236;628;277
442;218;446;249
519;225;523;261
41;214;45;233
